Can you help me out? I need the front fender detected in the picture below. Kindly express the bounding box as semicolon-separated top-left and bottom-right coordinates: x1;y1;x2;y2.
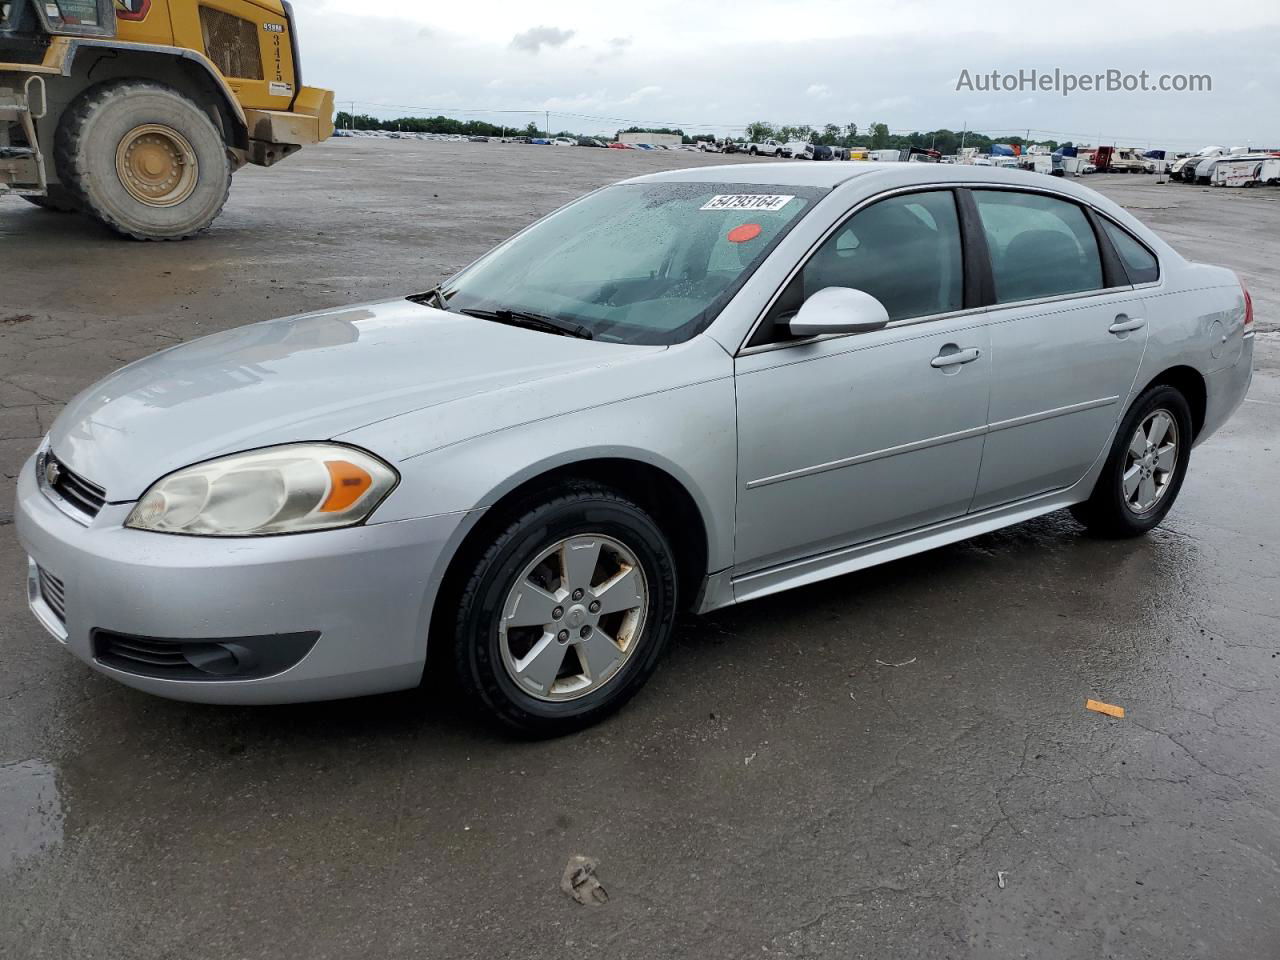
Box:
359;376;739;574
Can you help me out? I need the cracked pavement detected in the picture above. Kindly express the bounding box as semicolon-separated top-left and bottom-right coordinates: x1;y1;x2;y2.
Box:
1;144;1278;958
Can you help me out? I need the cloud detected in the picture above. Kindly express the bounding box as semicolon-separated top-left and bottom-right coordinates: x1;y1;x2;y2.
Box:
621;85;663;104
806;83;832;100
609;36;633;49
510;25;576;53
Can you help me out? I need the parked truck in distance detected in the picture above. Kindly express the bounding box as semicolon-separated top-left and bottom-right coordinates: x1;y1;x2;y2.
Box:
747;138;785;157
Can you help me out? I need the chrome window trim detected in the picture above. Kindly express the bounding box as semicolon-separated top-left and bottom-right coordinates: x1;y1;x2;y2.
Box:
735;180;1140;358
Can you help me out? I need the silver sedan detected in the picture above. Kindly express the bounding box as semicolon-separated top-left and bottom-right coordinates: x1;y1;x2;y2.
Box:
16;163;1255;734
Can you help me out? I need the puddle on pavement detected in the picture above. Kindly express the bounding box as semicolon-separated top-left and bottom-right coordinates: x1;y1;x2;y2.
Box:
0;759;64;871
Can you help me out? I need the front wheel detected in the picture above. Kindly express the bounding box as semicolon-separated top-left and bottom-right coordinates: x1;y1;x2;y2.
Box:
451;484;678;736
1071;385;1193;537
55;79;231;240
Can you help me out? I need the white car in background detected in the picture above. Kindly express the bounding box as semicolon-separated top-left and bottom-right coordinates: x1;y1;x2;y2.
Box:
783;141;814;159
748;139;786;157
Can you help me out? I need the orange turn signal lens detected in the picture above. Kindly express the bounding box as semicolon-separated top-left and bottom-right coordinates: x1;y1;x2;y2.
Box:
321;460;373;512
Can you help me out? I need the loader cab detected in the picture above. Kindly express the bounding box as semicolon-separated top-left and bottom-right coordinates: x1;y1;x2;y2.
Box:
0;0;119;43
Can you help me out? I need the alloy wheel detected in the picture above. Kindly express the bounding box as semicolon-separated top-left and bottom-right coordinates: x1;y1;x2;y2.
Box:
1122;409;1179;514
498;534;648;701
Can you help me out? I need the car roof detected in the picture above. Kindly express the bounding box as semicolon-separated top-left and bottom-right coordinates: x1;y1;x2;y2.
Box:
624;162;874;188
623;161;1111;201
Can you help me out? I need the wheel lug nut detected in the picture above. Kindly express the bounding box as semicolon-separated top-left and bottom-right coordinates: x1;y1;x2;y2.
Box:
552;606;564;620
571;588;584;601
557;629;570;643
580;626;592;639
588;600;601;614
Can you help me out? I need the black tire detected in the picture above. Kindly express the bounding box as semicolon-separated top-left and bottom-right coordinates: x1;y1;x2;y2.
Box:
1071;384;1193;537
55;79;231;241
452;483;678;737
22;184;82;213
749;146;758;156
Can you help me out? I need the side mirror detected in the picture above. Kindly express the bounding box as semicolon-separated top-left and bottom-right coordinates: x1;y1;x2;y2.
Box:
787;287;891;337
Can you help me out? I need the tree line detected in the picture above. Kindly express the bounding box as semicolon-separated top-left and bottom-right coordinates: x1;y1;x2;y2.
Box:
742;121;1058;155
333;112;1058;154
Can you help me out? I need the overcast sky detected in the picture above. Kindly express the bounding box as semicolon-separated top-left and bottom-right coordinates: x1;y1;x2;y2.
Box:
296;0;1280;148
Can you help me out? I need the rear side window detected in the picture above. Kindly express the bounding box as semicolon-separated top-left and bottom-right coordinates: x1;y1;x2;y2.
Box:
1100;218;1160;284
973;191;1103;303
801;190;964;321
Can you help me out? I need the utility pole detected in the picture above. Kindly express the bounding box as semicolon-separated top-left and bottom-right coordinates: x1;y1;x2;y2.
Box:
545;110;550;139
960;121;967;152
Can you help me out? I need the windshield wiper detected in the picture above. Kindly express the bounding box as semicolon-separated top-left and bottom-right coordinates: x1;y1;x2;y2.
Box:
460;307;594;340
407;286;451;311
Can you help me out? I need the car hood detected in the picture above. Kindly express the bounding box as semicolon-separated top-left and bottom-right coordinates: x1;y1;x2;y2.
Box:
48;300;663;501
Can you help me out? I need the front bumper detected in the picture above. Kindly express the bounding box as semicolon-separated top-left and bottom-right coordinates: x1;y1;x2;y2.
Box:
14;454;468;704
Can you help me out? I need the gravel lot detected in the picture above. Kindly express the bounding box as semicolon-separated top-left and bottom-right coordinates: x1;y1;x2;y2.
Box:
2;141;1278;959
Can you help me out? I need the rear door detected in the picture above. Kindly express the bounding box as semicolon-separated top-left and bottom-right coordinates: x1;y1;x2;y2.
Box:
967;188;1148;511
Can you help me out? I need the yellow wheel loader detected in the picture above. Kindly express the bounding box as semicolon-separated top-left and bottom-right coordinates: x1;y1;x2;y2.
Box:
0;0;333;239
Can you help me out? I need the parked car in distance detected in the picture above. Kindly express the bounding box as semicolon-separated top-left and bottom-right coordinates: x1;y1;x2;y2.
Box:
551;137;577;147
748;139;786;157
17;164;1254;736
783;141;814;159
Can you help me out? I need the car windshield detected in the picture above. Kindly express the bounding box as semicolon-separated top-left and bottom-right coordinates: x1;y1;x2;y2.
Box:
440;181;825;344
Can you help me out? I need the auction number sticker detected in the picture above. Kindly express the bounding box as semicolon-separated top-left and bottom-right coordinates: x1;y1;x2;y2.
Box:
700;194;795;212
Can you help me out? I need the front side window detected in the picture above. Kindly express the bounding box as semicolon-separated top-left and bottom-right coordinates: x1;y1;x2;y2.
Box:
973;190;1103;303
803;190;963;319
1100;218;1160;284
443;182;823;345
756;190;963;344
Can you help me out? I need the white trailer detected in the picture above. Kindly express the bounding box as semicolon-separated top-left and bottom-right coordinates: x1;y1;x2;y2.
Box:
1212;155;1280;187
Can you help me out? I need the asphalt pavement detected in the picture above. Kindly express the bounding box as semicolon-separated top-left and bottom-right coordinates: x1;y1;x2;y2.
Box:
2;143;1278;959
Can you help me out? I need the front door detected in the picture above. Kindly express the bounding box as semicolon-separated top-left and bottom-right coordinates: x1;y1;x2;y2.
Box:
733;189;991;574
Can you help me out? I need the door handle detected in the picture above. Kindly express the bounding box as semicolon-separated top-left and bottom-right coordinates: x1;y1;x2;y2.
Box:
931;346;982;368
1108;317;1146;334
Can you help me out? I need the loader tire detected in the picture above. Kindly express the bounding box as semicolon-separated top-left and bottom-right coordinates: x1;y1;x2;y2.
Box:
55;80;231;241
23;185;82;213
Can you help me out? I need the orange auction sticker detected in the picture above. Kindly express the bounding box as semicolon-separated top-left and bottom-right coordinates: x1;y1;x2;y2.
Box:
727;223;762;243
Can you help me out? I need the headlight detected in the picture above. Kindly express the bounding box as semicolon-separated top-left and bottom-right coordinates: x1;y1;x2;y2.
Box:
125;444;397;536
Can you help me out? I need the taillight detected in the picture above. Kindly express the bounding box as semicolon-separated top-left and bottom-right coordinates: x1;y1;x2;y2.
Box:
1242;280;1254;331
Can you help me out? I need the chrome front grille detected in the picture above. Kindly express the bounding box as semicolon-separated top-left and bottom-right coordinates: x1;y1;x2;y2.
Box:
40;451;106;519
36;566;66;624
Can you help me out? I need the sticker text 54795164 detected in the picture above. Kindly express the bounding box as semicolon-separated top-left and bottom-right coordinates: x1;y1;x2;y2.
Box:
700;195;795;212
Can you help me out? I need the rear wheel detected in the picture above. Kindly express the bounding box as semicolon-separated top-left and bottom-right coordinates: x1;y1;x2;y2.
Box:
451;484;678;736
55;79;231;241
1071;385;1193;537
